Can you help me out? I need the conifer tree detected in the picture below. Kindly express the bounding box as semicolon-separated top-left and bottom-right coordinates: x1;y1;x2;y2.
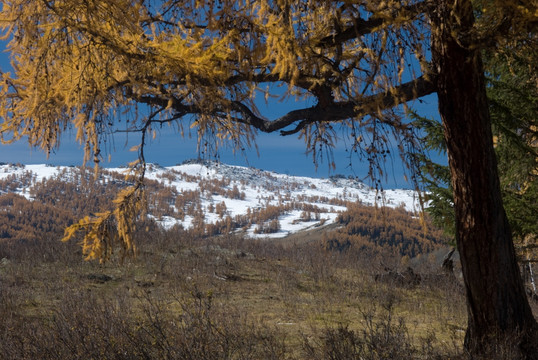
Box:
417;39;538;278
418;41;538;318
1;0;537;355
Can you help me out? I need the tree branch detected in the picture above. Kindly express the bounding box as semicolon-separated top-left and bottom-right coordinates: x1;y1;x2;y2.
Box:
122;73;435;137
317;1;432;47
234;75;436;135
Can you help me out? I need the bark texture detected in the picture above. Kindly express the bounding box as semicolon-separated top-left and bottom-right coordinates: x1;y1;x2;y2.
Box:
431;0;537;357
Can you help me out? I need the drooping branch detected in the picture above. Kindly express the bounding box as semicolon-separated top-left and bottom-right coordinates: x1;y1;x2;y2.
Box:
233;75;436;135
121;74;436;136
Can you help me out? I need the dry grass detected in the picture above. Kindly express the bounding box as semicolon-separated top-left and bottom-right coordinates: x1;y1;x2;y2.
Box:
0;227;474;359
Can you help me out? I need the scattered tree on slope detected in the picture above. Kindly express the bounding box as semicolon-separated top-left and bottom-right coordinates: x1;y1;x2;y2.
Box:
323;203;446;258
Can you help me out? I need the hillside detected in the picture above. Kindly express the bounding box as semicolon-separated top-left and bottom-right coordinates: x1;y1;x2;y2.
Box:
0;213;468;360
0;160;446;257
0;161;479;359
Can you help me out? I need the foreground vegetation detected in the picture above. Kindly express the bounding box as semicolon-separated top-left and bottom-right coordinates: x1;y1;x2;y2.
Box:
3;225;528;360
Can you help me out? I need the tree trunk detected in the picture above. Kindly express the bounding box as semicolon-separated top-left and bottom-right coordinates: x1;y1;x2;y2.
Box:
431;0;537;357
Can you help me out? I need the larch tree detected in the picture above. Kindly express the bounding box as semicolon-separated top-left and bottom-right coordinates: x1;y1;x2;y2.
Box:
417;23;538;293
0;0;537;356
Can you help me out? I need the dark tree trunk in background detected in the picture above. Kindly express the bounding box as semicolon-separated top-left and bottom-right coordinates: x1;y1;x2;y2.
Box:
431;0;537;357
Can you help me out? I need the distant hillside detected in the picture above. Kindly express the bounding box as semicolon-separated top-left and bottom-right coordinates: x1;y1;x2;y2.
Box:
323;203;447;258
0;161;447;257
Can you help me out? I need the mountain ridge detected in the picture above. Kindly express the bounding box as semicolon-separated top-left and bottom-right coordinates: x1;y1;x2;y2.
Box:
0;160;424;240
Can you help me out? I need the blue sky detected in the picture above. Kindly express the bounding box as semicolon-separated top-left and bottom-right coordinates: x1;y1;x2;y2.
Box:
0;41;445;189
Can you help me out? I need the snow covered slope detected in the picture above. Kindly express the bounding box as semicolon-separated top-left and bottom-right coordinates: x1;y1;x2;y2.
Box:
0;160;423;238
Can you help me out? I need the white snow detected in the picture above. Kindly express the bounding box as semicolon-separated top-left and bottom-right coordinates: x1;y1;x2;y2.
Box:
0;161;425;239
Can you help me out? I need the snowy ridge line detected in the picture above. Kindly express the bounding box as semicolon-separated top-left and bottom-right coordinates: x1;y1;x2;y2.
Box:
0;161;423;238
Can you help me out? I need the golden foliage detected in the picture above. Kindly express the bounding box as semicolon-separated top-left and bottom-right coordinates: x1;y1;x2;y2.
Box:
1;0;535;260
323;203;447;257
0;0;436;260
0;193;73;242
0;0;431;156
62;181;146;262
